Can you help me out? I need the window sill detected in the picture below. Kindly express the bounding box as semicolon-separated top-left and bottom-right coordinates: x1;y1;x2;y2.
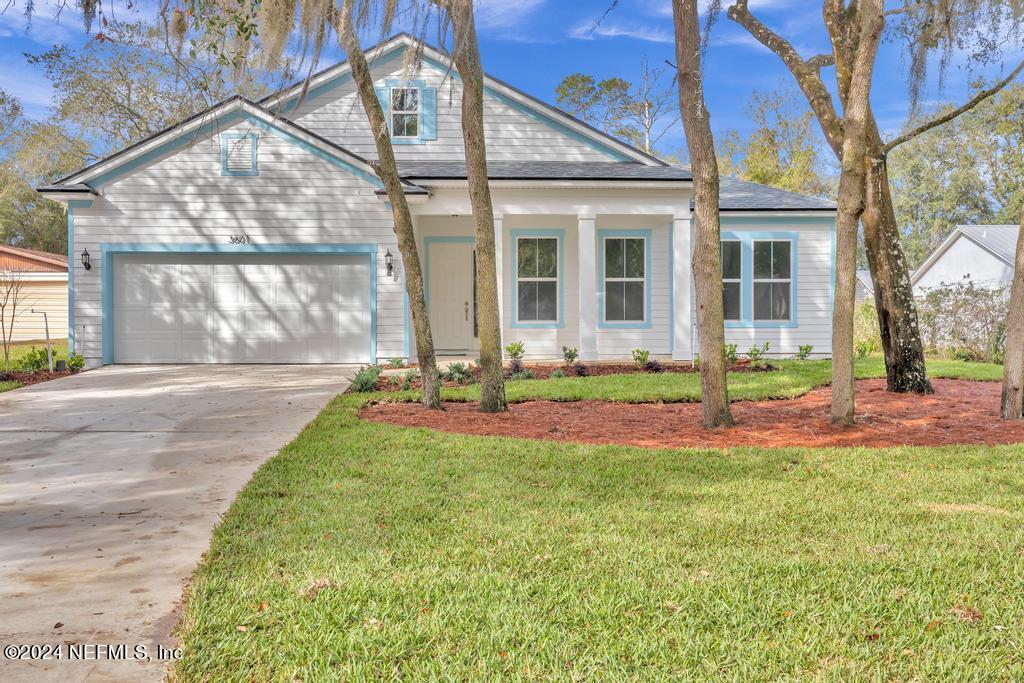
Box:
725;320;799;329
598;320;653;330
221;170;259;176
392;137;426;145
511;320;564;330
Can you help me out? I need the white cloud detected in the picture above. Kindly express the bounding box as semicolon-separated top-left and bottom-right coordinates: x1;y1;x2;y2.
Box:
475;0;548;30
569;19;674;45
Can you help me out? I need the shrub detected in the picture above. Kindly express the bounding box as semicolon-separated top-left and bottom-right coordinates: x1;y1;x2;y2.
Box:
574;363;588;377
855;339;874;360
632;348;650;368
724;344;738;364
508;358;525;375
916;278;1008;363
511;369;535;381
854;302;883;358
67;352;85;373
18;347;50;373
389;376;400;387
443;362;473;384
644;359;664;373
504;341;525;361
550;368;565;379
746;341;770;364
562;345;578;365
795;344;814;361
401;369;418;391
388;357;405;368
351;365;382;392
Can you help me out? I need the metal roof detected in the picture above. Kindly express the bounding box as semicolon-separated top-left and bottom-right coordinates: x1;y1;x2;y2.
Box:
957;224;1020;266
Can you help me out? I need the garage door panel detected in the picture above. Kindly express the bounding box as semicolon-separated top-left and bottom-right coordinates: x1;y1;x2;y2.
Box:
114;252;371;363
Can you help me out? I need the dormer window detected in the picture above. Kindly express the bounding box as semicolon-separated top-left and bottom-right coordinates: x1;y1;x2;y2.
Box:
390;87;419;138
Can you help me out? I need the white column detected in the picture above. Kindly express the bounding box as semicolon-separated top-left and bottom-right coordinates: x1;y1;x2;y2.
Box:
577;213;598;361
493;213;504;335
672;211;692;361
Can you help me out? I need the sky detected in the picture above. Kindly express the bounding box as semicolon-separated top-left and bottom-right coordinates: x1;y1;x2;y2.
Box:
1;0;1021;156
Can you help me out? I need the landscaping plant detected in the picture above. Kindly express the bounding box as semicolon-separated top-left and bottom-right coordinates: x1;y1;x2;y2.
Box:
67;352;85;373
724;344;739;365
632;348;650;368
644;359;665;373
505;341;525;361
795;345;814;361
562;345;578;365
388;357;405;368
351;366;382;393
746;341;770;366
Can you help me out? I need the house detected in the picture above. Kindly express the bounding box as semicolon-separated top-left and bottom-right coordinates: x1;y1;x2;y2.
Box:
0;245;69;343
912;224;1019;294
37;34;835;369
855;269;874;305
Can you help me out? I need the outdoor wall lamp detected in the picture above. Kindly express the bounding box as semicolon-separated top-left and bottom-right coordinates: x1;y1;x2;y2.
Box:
384;249;394;276
81;248;91;270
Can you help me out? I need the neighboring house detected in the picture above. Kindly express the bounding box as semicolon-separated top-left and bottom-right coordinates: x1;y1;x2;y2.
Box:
38;34;835;369
912;224;1019;294
0;245;69;343
855;269;874;305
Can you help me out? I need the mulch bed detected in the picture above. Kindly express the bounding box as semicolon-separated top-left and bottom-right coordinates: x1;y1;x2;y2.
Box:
361;378;1024;449
372;360;772;392
0;370;72;388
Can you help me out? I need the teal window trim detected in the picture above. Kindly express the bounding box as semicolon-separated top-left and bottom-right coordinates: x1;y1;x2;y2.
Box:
510;229;565;329
384;78;433;145
720;231;799;329
220;132;258;176
597;229;653;330
721;238;743;323
99;242;377;365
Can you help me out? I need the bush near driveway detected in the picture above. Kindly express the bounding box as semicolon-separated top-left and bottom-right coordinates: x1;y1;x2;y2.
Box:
173;358;1020;681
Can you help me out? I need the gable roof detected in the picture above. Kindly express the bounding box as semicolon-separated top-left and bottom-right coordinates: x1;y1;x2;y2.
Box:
911;224;1019;286
0;244;68;272
42;97;415;193
260;33;666;167
716;175;836;211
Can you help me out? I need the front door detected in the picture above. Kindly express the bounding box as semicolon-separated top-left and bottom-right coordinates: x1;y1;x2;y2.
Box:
428;241;475;351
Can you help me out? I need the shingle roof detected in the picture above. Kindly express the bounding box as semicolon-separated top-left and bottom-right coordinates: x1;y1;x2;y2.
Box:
397;161;691;181
957;224;1019;265
715;175;836;211
0;244;68;271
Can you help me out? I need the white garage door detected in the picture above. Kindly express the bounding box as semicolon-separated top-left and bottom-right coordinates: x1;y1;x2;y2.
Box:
113;253;371;363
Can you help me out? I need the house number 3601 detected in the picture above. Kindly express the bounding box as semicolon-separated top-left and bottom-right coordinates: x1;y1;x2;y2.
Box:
228;235;250;244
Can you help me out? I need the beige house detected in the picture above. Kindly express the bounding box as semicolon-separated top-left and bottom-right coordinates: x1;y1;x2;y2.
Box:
0;245;69;342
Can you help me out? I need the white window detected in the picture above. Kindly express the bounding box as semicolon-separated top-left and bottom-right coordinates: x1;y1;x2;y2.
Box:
753;240;792;321
604;237;646;322
721;240;742;321
391;87;419;138
516;237;559;322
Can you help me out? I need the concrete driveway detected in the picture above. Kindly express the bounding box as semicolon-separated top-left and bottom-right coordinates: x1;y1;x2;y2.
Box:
0;365;353;682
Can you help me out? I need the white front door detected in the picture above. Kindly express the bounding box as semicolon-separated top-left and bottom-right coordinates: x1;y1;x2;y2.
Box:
429;241;474;351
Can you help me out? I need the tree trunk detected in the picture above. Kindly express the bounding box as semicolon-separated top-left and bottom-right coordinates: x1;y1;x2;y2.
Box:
1001;209;1024;419
673;0;734;429
830;0;883;426
447;0;506;413
863;115;934;394
337;1;441;409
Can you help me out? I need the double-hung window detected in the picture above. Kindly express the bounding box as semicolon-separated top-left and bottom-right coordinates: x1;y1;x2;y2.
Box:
753;240;792;321
721;240;742;321
604;237;646;322
390;87;419;138
516;237;559;323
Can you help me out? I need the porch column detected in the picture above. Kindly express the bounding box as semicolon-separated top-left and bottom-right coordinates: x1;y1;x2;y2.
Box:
577;213;598;361
493;213;504;334
672;210;692;360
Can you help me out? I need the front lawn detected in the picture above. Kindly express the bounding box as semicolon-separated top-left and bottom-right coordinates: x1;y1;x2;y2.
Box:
0;380;19;393
175;358;1022;680
4;339;69;368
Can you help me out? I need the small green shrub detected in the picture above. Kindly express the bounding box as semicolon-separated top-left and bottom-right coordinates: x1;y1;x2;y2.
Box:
18;347;50;372
351;365;382;392
562;345;578;365
389;376;400;387
443;362;473;384
747;341;770;364
855;339;876;360
550;368;565;379
632;348;650;368
505;341;526;361
511;369;535;381
724;344;738;364
67;352;85;373
508;358;525;375
795;344;814;361
401;369;418;391
388;357;405;368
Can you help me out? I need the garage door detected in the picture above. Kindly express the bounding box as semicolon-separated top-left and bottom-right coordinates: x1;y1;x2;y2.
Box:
113;253;371;363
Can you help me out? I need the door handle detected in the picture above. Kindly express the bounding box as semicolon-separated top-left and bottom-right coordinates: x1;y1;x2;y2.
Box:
464;301;469;321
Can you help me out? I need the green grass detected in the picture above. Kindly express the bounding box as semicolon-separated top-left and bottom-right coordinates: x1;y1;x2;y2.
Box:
440;356;1003;403
0;380;19;393
4;339;69;368
175;358;1022;680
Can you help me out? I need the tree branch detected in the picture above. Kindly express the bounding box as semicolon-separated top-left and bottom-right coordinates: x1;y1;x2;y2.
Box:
807;53;835;70
727;0;844;157
883;58;1024;154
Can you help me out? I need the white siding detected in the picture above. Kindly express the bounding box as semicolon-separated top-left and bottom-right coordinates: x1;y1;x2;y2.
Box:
287;53;617;163
70;120;403;367
914;236;1012;293
692;219;835;358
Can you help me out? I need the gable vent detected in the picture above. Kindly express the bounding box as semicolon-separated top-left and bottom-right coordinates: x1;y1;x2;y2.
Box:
220;133;259;176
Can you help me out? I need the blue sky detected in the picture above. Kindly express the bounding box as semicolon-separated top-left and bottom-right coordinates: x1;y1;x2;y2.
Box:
1;0;1021;155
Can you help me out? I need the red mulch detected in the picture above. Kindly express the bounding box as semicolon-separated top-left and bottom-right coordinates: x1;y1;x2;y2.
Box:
360;378;1024;449
0;370;72;388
